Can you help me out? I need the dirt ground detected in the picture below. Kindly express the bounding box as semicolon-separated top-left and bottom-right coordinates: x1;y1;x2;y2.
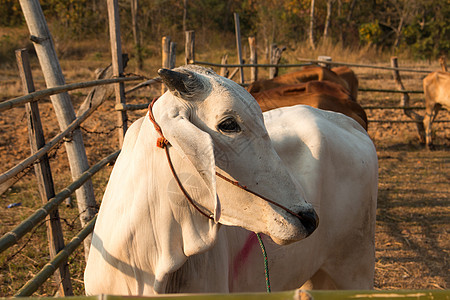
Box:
0;65;449;296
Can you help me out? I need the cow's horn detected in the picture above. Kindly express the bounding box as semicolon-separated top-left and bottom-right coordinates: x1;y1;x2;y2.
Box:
158;68;203;100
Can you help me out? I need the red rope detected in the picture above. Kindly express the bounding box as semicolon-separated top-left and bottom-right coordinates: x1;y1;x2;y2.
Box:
148;98;213;220
148;97;169;149
148;97;310;223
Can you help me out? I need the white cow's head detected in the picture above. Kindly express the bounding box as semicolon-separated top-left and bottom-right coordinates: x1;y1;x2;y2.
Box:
153;65;317;242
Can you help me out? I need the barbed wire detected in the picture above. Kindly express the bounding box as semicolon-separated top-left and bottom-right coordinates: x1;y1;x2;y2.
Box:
0;220;47;269
79;125;122;135
60;206;98;231
123;72;152;80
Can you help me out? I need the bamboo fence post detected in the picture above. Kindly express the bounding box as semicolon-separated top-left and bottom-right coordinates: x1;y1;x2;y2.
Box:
161;36;172;94
18;0;97;260
234;13;245;84
185;31;195;64
16;49;73;296
249;37;258;82
220;54;229;77
107;0;128;147
390;57;425;142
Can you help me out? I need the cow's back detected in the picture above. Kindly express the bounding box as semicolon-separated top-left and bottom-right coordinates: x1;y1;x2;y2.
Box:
423;71;450;109
261;105;378;290
331;66;359;100
252;81;368;130
247;66;350;94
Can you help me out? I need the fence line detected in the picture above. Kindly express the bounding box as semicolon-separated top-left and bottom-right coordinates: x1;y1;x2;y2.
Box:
14;216;97;297
1;25;446;296
0;76;142;113
0;150;119;254
0;85;124;186
192;59;434;73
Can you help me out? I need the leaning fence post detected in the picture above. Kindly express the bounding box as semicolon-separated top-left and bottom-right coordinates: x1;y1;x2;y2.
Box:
269;44;285;79
19;0;97;261
390;57;425;142
107;0;128;147
249;37;258;82
220;54;229;77
185;30;195;64
234;13;245;84
16;48;73;296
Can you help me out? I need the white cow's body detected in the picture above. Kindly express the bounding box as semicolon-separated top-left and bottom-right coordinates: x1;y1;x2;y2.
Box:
84;66;377;295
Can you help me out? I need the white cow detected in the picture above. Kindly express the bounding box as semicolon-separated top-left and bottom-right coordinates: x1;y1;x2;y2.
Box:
84;65;377;294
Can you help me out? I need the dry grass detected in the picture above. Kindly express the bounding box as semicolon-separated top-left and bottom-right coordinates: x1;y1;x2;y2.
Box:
0;33;449;296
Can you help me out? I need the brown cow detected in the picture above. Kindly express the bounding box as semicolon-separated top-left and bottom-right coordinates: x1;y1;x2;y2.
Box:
422;71;450;149
247;66;353;97
331;66;359;101
252;80;368;130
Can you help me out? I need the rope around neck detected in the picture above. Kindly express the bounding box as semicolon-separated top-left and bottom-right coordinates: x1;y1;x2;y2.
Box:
148;97;271;292
256;233;271;292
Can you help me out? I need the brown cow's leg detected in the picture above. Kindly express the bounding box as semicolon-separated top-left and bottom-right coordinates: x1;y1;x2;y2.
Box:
424;103;441;150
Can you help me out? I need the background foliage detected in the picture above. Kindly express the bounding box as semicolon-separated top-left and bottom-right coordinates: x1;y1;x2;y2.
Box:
0;0;448;63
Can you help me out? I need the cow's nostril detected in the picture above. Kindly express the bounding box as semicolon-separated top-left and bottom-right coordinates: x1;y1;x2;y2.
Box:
298;209;319;237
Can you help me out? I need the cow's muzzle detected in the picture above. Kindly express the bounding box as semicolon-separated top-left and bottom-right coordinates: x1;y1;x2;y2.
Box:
298;209;319;237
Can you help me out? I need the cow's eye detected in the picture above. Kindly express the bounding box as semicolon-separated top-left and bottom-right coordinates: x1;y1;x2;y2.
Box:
218;117;241;133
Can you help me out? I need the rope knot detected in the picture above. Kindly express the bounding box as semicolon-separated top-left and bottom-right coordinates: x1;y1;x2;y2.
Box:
156;137;169;148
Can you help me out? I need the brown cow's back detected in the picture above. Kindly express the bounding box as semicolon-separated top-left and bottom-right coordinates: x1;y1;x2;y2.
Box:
247;66;350;95
331;66;359;101
252;81;368;130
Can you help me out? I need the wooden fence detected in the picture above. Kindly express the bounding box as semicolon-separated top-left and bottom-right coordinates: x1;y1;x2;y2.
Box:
0;0;149;297
1;4;448;298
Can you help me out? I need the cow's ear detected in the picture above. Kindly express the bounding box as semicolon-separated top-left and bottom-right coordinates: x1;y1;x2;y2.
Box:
158;68;205;101
157;68;221;222
151;96;221;293
157;111;221;222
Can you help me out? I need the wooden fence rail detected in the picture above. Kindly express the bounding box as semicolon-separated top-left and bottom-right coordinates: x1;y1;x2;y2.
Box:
0;77;141;187
1;22;446;296
0;150;119;254
0;76;142;113
192;60;433;73
14;216;97;297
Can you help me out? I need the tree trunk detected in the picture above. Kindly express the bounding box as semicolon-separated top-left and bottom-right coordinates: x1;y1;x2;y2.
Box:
324;0;333;40
130;0;142;70
393;15;404;49
309;0;316;50
346;0;357;22
183;0;188;32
